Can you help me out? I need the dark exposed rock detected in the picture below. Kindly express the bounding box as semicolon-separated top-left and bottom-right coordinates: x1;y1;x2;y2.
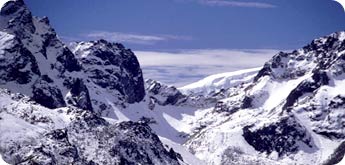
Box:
214;101;229;112
253;52;288;81
242;116;315;157
253;63;271;82
111;121;180;165
315;131;345;139
1;0;24;15
241;96;253;109
0;0;35;38
145;79;217;109
46;129;68;140
77;109;108;127
32;75;66;109
168;148;183;161
138;116;157;125
0;34;40;85
146;79;186;106
56;47;82;73
66;78;93;111
71;40;145;104
329;95;345;109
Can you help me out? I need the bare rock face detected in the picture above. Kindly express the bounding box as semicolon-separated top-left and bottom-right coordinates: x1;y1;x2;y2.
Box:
70;40;145;104
0;32;40;85
65;78;93;111
32;75;66;109
242;116;315;157
145;79;217;110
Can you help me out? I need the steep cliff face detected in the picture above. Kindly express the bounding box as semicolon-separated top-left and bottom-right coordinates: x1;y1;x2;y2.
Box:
70;40;145;104
66;40;146;116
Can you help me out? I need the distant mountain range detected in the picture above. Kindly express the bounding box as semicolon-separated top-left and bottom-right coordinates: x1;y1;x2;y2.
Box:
0;0;344;165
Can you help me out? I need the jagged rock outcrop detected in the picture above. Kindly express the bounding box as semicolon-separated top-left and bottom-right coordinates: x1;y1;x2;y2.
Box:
146;79;187;106
145;79;217;110
242;116;315;157
0;0;84;110
70;40;145;104
65;78;93;111
0;88;181;165
0;32;40;85
0;0;148;113
32;75;66;109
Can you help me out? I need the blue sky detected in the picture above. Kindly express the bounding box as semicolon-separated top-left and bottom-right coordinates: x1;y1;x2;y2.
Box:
24;0;345;86
25;0;345;50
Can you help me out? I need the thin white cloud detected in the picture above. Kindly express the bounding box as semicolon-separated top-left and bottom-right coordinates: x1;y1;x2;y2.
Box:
83;31;191;45
180;0;276;8
134;49;281;86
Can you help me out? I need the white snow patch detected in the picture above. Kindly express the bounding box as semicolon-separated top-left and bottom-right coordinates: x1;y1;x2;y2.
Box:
0;154;9;165
107;99;130;122
179;67;260;95
250;73;311;110
338;31;345;41
0;31;15;55
162;112;192;134
0;0;12;10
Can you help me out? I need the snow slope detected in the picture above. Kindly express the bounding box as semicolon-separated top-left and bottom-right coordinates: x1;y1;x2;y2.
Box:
179;67;260;95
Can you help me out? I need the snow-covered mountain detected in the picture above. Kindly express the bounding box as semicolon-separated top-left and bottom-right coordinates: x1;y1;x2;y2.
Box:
184;31;345;164
1;0;345;165
179;67;260;97
0;88;183;164
0;0;185;164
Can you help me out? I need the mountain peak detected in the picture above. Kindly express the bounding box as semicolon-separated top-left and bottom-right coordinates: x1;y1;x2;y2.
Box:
70;39;145;105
